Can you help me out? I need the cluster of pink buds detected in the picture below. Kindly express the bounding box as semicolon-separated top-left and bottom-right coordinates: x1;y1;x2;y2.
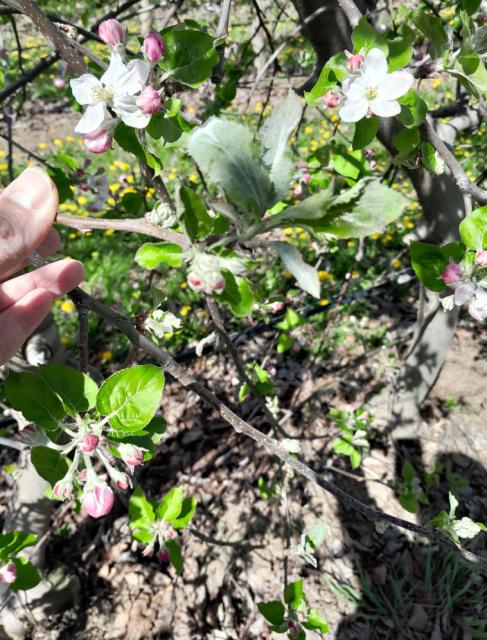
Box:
82;483;115;519
0;563;17;585
323;91;340;108
440;251;487;321
82;128;113;155
136;85;162;115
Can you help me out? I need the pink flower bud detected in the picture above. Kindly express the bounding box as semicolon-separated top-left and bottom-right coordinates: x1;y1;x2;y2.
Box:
82;483;114;519
188;274;203;290
348;54;364;72
78;469;87;483
110;469;130;491
0;562;17;585
136;85;161;115
271;301;284;313
53;77;65;89
98;19;125;47
82;129;112;154
80;434;99;453
302;172;311;184
142;32;166;62
476;250;487;266
323;91;340;108
156;549;169;563
293;185;302;196
442;262;462;285
118;443;145;468
76;168;85;178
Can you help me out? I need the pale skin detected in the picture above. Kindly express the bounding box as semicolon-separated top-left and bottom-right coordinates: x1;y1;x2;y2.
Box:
0;168;84;365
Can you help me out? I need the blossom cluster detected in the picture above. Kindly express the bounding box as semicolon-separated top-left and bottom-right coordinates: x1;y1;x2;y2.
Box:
70;19;166;153
323;48;414;123
34;419;148;519
441;250;487;321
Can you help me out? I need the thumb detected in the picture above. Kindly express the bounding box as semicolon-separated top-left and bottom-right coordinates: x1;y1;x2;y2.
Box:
0;168;58;275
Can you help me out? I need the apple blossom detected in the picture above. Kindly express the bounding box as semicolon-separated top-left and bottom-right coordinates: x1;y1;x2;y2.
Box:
53;477;73;500
79;434;100;453
146;201;178;228
442;262;462;285
118;443;145;468
98;19;125;47
53;77;65;89
348;54;364;72
136;84;161;114
70;51;151;133
302;172;311;184
323;91;340;108
145;309;182;340
82;483;115;518
476;250;487;266
187;252;245;295
339;48;414;122
0;562;17;585
142;32;166;62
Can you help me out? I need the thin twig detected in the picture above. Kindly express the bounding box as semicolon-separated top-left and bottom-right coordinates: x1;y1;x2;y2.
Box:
76;301;89;374
211;0;232;84
55;212;190;249
27;251;487;573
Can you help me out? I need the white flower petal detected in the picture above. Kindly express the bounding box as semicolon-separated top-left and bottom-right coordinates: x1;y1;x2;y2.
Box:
339;98;369;122
454;282;476;306
468;290;487;321
100;51;127;88
377;71;414;100
123;59;150;95
440;294;455;312
362;48;388;86
74;103;106;134
343;76;367;101
70;74;99;105
369;97;401;118
113;94;151;128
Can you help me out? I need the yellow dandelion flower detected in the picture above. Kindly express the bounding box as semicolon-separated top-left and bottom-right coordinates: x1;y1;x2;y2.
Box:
107;197;116;206
60;300;75;314
77;196;88;205
319;298;329;306
391;258;402;269
38;142;47;150
318;270;332;281
180;305;191;316
101;350;112;360
109;183;121;193
53;138;63;147
65;136;74;143
105;229;114;236
304;126;313;134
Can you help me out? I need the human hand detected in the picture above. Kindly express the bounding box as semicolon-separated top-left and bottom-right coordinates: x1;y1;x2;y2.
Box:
0;168;84;365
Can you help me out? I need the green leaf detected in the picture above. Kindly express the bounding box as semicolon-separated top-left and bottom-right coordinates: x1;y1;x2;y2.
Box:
0;532;37;560
129;486;156;541
40;365;98;416
303;609;330;633
463;0;481;14
135;243;183;268
412;10;448;57
121;192;144;214
388;35;413;72
259;91;303;200
409;241;448;291
352;116;379;150
397;90;427;128
165;539;183;575
284;579;304;609
5;372;65;432
9;557;40;591
332;147;364;181
317;178;407;238
277;333;293;354
159;28;218;87
420;141;442;173
178;186;213;240
31;447;70;486
272;241;320;298
156;487;184;522
114;122;146;163
451;52;487;98
257;600;286;625
352;16;389;55
393;127;420;153
96;365;164;432
399;493;419;514
276;308;301;331
460;207;487;249
108;416;167;458
188;117;274;218
147;112;183;143
216;272;255;317
171;497;197;529
304;52;348;105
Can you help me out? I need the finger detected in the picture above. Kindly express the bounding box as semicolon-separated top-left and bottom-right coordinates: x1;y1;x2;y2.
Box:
0;168;58;275
0;289;54;366
0;259;84;313
0;228;61;282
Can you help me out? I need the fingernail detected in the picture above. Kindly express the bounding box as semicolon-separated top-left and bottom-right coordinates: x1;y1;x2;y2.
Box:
6;168;53;210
